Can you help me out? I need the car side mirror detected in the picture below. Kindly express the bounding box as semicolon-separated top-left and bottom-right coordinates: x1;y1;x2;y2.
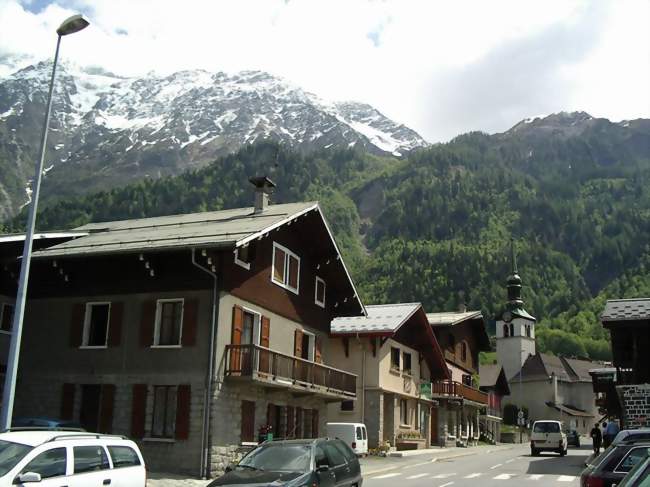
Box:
14;472;42;483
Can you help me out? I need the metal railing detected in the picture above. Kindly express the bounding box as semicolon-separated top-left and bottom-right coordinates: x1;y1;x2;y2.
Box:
430;380;488;404
225;344;356;396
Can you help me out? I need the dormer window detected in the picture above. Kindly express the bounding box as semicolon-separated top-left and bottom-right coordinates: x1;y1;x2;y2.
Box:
271;242;300;294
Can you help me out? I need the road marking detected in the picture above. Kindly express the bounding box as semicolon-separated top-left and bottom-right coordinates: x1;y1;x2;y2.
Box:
505;458;514;463
490;463;503;469
494;473;514;480
464;473;482;478
373;473;401;479
528;474;543;480
558;475;576;482
432;473;455;478
405;462;431;469
406;473;428;479
440;483;454;487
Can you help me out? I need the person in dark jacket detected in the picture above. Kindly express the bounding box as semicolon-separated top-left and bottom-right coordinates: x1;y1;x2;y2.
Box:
591;423;603;454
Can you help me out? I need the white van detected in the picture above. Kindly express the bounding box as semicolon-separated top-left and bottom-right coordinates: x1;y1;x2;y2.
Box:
326;423;368;455
530;420;567;457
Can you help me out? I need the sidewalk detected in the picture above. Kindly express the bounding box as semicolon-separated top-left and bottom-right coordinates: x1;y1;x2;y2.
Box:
146;443;517;486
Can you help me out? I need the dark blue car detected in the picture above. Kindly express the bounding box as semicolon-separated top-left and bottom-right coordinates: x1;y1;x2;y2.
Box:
209;438;363;487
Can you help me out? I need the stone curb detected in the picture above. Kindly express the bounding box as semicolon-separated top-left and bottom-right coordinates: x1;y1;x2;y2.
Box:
361;445;516;476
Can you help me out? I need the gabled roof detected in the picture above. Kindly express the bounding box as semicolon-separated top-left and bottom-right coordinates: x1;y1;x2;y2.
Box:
601;298;650;324
331;303;420;335
561;357;597;382
331;303;450;380
510;352;597;384
32;202;317;258
426;310;491;351
479;364;510;395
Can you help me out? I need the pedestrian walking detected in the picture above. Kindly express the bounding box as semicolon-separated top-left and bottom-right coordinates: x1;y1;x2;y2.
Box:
590;423;602;454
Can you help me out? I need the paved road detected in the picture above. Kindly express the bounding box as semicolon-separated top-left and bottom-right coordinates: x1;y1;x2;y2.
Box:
364;443;591;487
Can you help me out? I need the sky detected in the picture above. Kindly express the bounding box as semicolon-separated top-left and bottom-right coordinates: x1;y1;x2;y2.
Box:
0;0;648;142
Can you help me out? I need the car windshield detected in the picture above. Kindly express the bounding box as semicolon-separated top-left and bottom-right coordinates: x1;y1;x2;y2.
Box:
0;440;33;476
534;422;560;433
617;450;650;485
238;444;311;473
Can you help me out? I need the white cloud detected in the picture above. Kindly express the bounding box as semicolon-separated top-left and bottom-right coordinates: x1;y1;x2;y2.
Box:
0;0;648;142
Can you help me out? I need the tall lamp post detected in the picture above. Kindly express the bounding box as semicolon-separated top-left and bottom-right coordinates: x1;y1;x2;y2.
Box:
1;14;89;430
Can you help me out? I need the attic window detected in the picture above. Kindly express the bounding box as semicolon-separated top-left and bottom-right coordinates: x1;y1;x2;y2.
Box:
314;277;326;308
271;242;300;294
390;347;400;372
235;244;256;270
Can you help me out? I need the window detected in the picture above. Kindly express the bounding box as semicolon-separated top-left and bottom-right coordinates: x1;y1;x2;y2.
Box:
390;347;400;371
509;323;514;337
73;446;110;473
21;448;66;479
82;303;110;347
403;352;412;375
314;277;326;308
107;446;141;468
151;386;177;438
448;334;456;349
615;447;650;473
234;244;255;270
340;400;354;412
503;324;509;337
323;442;346;467
314;446;328;468
154;299;184;346
241;310;259;345
272;242;300;294
526;325;531;337
356;427;363;440
0;304;14;332
461;342;467;361
400;399;408;425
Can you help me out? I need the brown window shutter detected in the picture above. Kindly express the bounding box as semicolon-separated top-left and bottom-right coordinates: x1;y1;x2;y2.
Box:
139;300;156;348
182;298;199;346
294;329;303;357
69;303;85;348
99;384;116;434
259;316;271;373
241;401;256;442
230;305;244;372
288;256;299;289
131;384;147;439
108;302;124;347
175;385;191;440
60;383;75;420
314;336;323;364
286;406;295;439
311;409;319;438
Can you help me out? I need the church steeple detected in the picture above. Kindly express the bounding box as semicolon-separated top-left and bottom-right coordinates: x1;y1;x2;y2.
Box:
506;238;524;309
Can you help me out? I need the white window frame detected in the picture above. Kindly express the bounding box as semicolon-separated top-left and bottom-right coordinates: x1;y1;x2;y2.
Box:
241;307;261;346
400;398;409;426
234;247;251;270
148;385;178;440
153;298;184;348
402;351;412;376
301;329;316;362
81;302;111;349
271;242;300;294
0;303;14;335
314;276;326;308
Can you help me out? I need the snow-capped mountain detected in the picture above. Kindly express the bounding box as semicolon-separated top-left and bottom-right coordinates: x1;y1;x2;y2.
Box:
0;62;428;220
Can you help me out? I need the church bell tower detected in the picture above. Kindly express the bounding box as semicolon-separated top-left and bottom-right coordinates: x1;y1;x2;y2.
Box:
496;239;537;381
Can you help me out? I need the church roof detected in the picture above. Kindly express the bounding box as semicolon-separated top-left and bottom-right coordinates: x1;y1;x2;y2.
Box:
509;353;598;383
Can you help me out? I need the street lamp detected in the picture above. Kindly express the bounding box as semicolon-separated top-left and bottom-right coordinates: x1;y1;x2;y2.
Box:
0;14;89;430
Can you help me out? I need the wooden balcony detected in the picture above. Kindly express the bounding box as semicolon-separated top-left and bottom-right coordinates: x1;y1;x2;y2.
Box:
225;344;356;401
431;380;488;405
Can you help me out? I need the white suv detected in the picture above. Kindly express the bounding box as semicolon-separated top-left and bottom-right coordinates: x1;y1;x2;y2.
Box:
530;420;567;456
0;430;146;486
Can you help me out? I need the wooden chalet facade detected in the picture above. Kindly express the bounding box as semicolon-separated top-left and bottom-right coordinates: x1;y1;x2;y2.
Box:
478;364;510;443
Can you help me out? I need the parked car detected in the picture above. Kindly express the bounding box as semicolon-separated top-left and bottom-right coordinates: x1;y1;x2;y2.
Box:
580;442;650;487
326;423;368;456
617;452;650;487
11;417;84;430
531;420;567;456
568;430;581;447
0;429;146;487
209;438;363;487
613;430;650;447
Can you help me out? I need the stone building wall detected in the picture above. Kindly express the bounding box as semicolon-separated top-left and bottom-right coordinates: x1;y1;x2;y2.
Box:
618;384;650;429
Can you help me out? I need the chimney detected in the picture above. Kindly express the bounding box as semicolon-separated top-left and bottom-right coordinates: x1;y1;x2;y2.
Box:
249;176;276;214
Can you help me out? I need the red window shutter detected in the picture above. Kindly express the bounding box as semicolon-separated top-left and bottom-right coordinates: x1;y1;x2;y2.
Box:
182;298;199;346
108;302;123;347
60;383;75;420
139;300;156;348
311;409;319;438
286;406;295;439
294;329;303;357
259;316;271;373
131;384;147;439
175;385;191;440
99;384;116;434
69;303;85;348
314;336;323;364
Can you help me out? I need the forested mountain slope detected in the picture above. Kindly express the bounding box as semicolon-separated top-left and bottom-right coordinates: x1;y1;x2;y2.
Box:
5;112;649;360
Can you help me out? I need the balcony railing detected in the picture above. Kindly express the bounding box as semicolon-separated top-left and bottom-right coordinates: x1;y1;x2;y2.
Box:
225;344;356;398
431;380;488;405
